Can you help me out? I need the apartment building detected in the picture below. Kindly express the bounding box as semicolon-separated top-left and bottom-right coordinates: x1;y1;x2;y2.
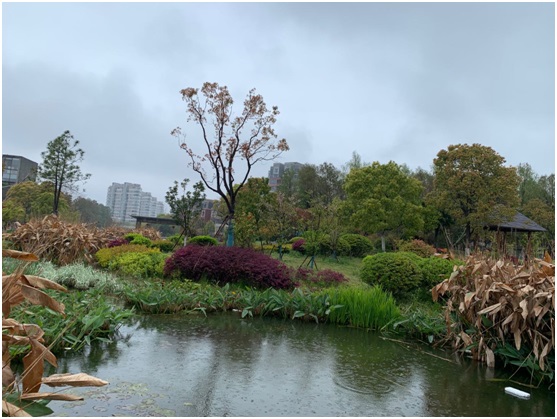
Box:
267;161;303;192
106;182;165;224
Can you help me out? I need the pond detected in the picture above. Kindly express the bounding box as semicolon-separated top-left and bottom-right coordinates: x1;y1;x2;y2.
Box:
50;313;554;417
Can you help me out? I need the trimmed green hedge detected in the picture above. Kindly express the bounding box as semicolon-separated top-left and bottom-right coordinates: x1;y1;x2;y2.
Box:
360;252;422;297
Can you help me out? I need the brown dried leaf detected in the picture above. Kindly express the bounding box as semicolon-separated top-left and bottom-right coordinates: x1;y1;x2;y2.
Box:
20;392;84;401
42;372;109;387
1;249;38;261
22;275;67;293
2;401;31;417
20;285;65;315
477;302;502;315
513;329;522;351
485;347;495;368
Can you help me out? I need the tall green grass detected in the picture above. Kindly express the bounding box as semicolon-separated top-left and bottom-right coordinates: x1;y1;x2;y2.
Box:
324;286;401;330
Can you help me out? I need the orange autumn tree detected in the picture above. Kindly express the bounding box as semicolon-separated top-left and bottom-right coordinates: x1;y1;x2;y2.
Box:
172;82;289;246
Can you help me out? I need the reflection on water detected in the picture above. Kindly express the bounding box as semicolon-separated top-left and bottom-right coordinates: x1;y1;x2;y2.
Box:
51;312;554;417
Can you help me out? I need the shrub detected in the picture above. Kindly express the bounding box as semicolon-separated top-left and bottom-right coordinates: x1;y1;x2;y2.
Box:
52;262;123;293
124;233;152;247
167;234;183;246
294;268;348;286
289;236;304;244
418;257;459;288
292;239;306;253
7;215;108;265
151;239;175;252
340;234;373;257
398;239;436;258
360;252;422;297
95;244;159;268
107;237;129;248
110;252;167;278
319;235;351;257
164;245;295;289
188;235;218;246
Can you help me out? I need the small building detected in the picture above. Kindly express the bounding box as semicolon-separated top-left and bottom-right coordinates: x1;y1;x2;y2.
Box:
2;154;39;200
486;211;547;260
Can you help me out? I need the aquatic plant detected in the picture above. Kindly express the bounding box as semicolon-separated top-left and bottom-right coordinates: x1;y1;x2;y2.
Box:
432;253;555;386
325;286;401;330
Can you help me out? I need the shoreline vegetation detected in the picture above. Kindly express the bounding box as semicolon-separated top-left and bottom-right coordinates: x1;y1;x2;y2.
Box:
3;224;554;393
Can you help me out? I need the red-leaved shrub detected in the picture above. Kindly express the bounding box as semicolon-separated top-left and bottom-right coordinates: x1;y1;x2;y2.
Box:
292;239;306;253
163;245;295;289
107;237;129;248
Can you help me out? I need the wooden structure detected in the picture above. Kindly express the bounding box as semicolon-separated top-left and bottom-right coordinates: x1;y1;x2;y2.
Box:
131;215;179;230
485;212;547;260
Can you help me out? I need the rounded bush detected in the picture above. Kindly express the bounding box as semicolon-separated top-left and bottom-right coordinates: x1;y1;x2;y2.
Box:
107;237;129;248
292;239;306;254
418;257;461;288
398;239;436;258
289;236;304;244
188;235;218;246
124;233;152;247
164;245;294;289
319;235;351;256
111;252;167;278
340;234;373;257
95;244;159;268
360;252;422;297
151;239;175;252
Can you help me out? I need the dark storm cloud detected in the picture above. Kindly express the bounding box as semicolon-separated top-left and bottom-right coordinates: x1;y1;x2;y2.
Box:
2;2;554;205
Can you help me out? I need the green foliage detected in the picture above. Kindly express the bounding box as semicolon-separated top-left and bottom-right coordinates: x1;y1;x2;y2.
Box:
165;178;206;238
343;161;425;245
72;197;113;227
340;233;373;257
95;244;159;268
188;235;218;246
417;257;460;288
151;239;175;252
123;280;202;314
398;239;436;258
10;288;134;353
319;235;351;256
360;252;422;297
431;143;521;248
289;236;304;244
110;252;167;278
324;286;401;330
37;130;91;215
167;234;183;246
124;233;152;246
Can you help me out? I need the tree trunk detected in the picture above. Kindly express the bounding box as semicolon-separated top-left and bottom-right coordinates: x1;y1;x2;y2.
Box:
381;235;386;252
465;222;471;257
226;217;234;247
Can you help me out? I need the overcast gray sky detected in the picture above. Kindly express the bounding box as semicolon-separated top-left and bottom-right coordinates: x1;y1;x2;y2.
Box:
2;2;555;209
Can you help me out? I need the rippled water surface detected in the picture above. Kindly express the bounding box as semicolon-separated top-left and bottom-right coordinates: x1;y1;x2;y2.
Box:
51;313;554;416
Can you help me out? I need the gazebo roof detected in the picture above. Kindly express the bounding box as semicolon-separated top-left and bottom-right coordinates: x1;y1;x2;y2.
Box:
486;211;547;233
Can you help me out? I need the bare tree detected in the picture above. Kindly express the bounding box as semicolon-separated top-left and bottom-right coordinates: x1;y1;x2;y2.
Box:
171;82;289;245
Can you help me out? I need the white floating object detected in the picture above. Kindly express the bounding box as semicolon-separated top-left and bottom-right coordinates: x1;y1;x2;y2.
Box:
505;386;530;400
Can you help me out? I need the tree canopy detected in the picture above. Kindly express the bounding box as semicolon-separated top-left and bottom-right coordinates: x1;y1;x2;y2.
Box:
172;82;288;246
37;131;91;215
431;143;520;254
343;161;424;251
165;178;206;245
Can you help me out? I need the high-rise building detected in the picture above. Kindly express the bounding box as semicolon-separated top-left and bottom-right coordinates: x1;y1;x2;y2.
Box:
267;161;303;192
2;154;38;199
106;182;165;224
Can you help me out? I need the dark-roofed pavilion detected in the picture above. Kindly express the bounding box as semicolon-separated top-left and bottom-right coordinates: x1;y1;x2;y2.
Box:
486;211;547;260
